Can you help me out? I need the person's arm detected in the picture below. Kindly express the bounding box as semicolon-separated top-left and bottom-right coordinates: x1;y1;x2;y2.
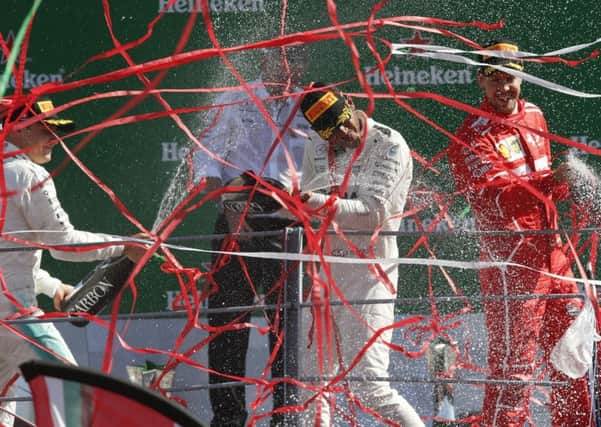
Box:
192;90;241;189
19;169;124;262
298;134;334;212
447;116;533;208
33;267;63;299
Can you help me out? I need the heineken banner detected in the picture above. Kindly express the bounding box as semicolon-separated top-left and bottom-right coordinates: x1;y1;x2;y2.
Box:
1;0;600;315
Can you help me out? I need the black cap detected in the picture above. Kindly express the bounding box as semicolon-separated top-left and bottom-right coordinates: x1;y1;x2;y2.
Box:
1;98;74;131
300;82;352;140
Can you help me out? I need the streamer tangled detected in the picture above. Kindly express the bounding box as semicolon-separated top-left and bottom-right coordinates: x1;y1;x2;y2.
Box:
1;1;600;426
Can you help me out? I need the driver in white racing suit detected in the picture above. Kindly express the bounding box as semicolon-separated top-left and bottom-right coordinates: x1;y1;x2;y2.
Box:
291;83;424;426
0;97;144;426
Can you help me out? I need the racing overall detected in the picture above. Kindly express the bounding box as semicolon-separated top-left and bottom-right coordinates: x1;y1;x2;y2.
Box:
0;142;124;426
448;99;590;426
299;118;423;427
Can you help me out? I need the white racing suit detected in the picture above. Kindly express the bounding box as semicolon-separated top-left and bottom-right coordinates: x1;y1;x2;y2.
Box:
299;119;423;426
0;142;124;426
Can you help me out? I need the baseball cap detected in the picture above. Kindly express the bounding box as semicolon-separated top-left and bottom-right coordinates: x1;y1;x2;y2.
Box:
479;40;524;76
300;82;352;140
0;97;75;131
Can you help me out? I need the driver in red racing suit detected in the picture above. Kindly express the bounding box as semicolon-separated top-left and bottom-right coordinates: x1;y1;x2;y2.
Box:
448;40;590;426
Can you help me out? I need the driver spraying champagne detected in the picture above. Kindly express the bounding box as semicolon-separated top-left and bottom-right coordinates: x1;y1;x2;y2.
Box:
284;82;423;426
60;255;135;321
0;95;145;426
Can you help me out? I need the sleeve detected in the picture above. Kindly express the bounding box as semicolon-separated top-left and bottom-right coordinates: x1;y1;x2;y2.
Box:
448;121;516;201
20;171;124;262
192;91;240;183
33;268;62;298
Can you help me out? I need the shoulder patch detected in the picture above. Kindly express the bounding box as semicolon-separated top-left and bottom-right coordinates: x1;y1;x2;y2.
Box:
386;144;400;159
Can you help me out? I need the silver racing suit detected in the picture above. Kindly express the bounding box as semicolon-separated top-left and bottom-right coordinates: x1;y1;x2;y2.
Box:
0;141;124;425
299;118;423;426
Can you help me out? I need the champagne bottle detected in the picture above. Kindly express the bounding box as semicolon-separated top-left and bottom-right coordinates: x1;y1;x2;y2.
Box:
61;255;134;326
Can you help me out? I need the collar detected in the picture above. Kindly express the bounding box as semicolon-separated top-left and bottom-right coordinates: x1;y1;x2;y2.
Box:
4;141;31;162
481;98;526;119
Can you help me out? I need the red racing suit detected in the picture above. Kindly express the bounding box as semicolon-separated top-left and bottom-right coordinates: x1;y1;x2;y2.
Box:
448;99;591;426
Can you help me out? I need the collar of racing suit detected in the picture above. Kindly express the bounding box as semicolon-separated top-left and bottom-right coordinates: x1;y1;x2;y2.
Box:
4;140;31;162
481;97;526;120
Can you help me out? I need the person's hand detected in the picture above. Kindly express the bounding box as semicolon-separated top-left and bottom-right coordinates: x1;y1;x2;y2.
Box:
124;232;151;263
273;191;312;221
54;283;75;311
